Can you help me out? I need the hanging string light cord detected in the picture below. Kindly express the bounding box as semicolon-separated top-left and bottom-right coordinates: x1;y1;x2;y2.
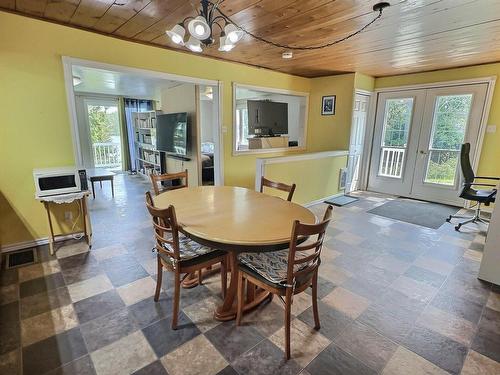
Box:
217;6;385;50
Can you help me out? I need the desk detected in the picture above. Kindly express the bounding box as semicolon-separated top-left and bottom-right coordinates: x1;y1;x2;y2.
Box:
87;169;115;199
37;191;92;255
154;186;316;320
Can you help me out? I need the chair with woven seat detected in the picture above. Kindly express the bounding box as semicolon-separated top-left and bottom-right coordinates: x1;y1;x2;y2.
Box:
145;191;227;329
150;169;188;195
260;176;296;202
446;143;498;231
236;205;333;359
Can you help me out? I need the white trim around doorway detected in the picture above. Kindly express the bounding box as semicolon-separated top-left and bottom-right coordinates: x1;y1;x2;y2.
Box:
62;56;224;186
360;76;497;204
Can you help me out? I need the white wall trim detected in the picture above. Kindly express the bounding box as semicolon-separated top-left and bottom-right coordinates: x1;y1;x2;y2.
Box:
257;150;348;165
351;89;373;192
360;93;379;190
62;57;83;166
303;192;344;208
355;89;373;96
233;83;309;97
374;76;497;93
1;233;85;253
363;76;497;201
62;56;223;174
472;78;496;174
254;150;349;190
215;81;225;186
62;57;219;86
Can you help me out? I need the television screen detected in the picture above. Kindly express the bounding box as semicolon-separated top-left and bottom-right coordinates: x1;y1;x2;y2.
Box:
248;100;288;136
156;113;189;156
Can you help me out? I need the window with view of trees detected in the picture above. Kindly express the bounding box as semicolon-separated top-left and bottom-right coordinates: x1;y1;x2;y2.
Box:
86;103;122;169
381;98;414;148
425;94;472;185
378;98;414;178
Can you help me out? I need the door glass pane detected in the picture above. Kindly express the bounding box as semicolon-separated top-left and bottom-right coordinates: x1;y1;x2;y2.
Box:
87;104;122;169
425;94;472;185
378;98;414;178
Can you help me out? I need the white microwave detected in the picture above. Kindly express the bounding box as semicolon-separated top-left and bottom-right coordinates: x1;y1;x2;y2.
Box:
33;167;87;197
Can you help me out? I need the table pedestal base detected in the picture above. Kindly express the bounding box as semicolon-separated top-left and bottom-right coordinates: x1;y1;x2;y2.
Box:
181;265;221;288
214;289;272;321
214;252;272;321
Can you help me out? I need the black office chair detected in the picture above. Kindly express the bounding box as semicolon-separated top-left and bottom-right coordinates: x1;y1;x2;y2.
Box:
446;143;498;231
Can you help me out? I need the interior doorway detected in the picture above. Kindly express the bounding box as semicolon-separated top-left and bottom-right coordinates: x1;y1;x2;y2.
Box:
346;92;370;193
368;83;488;206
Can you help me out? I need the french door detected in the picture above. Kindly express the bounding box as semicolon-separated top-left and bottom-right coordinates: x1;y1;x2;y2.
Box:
368;84;488;206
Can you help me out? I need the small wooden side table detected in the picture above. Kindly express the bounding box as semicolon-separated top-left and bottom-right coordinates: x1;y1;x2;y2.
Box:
37;191;92;255
87;169;115;199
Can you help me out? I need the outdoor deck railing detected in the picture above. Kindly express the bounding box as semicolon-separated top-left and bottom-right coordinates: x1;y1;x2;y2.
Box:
93;142;121;168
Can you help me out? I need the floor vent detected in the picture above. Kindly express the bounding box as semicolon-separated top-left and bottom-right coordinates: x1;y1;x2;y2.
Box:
6;248;37;269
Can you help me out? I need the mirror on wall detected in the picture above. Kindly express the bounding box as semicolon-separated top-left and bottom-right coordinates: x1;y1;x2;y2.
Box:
233;84;308;154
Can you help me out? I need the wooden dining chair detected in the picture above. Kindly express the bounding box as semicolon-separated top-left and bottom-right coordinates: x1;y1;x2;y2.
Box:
260;176;296;201
145;191;227;329
236;205;333;359
150;169;188;195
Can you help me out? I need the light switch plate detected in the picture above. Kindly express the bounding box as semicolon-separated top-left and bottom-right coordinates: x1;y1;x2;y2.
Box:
486;125;497;133
221;126;228;133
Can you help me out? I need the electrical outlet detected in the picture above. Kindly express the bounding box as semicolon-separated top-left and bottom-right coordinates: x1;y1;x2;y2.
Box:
64;211;73;221
486;125;497;134
221;126;228;133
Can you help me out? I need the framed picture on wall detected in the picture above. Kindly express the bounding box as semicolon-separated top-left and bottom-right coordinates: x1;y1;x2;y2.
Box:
321;95;336;115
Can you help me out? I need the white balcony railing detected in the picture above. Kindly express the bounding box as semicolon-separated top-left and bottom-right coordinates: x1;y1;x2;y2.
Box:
93;142;121;168
379;147;405;178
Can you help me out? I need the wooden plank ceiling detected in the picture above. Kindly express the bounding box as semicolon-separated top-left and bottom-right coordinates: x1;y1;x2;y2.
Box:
2;0;500;77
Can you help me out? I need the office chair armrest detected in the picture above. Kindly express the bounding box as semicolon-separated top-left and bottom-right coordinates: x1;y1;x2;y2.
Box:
470;183;498;187
474;176;500;180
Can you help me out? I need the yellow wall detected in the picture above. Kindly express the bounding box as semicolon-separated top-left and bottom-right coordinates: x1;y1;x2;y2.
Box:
375;64;500;178
354;73;375;92
6;10;499;248
0;12;315;246
263;155;348;205
308;74;356;152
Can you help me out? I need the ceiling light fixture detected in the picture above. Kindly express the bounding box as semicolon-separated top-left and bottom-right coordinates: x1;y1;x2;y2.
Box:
165;1;390;54
282;52;293;59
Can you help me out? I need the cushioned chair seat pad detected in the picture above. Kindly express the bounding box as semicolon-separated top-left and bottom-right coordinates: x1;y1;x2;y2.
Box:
159;235;223;266
238;249;312;286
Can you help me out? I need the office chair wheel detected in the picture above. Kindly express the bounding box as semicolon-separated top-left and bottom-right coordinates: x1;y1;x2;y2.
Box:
446;216;451;223
455;224;461;231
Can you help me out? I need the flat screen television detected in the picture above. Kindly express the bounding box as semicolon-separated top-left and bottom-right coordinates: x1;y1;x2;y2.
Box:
247;100;288;136
156;113;189;157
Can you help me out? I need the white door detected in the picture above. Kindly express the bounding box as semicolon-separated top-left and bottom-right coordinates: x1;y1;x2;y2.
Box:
368;84;488;205
346;93;370;192
411;84;487;204
368;90;426;196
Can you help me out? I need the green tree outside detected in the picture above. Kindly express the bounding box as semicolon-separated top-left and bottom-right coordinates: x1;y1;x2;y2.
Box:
382;95;472;185
88;105;119;143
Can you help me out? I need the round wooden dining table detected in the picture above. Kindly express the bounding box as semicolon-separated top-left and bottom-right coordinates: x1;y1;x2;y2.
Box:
153;185;316;321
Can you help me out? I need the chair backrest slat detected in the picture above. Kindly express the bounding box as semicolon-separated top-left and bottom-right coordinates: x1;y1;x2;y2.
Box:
150;169;188;195
286;205;333;286
260;176;296;202
145;191;181;262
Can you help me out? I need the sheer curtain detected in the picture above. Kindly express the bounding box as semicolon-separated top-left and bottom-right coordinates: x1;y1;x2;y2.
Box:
122;98;154;172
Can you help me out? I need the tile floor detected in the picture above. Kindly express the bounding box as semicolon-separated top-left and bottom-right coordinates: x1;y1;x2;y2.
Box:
1;174;500;375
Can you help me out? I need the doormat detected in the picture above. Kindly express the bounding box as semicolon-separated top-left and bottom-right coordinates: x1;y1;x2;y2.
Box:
368;198;460;229
6;248;37;269
324;195;359;207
